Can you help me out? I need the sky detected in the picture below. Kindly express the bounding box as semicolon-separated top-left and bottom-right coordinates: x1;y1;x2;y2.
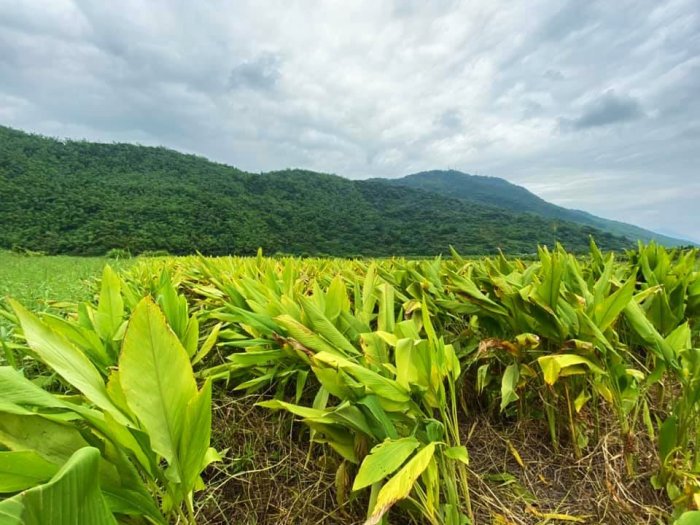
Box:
0;1;698;242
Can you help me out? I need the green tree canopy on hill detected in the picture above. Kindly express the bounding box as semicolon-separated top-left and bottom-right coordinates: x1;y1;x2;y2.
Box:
0;125;631;256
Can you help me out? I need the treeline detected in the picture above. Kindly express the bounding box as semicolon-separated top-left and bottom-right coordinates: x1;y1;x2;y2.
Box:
0;125;631;256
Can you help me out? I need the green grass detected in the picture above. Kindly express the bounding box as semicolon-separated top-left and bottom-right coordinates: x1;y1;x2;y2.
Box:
0;251;132;311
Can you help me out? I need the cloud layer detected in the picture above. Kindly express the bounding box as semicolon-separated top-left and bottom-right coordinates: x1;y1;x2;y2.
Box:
0;0;698;241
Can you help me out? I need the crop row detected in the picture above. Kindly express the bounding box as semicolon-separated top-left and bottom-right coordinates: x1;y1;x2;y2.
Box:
0;241;699;524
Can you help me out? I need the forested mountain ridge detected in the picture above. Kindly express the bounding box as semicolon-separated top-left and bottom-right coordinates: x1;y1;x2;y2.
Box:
385;170;685;246
0;125;631;256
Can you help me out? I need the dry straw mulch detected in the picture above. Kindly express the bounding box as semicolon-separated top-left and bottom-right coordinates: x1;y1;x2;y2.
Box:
198;394;670;525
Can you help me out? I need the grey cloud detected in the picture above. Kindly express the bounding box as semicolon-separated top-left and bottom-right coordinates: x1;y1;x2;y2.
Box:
392;0;458;17
537;2;598;42
229;54;281;91
435;109;462;130
543;69;564;81
565;91;645;130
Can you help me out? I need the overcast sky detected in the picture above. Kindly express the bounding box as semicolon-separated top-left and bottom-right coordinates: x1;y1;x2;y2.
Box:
1;1;698;241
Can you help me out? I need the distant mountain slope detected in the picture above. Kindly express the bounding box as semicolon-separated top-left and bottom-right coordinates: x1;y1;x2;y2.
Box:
386;170;686;246
0;125;630;256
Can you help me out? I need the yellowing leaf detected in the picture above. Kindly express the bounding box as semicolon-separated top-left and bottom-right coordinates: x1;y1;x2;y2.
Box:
506;440;525;469
352;437;420;491
365;443;436;525
500;364;520;411
537;354;605;386
574;390;590;413
526;505;588;522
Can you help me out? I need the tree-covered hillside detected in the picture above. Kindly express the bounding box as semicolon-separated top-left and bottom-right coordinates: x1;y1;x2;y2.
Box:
0;126;631;256
386;170;685;246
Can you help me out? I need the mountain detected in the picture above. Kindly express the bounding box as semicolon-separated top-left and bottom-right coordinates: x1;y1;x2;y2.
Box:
385;170;687;246
0;125;631;256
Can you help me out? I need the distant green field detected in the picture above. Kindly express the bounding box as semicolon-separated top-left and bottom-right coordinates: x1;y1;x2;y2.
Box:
0;251;132;311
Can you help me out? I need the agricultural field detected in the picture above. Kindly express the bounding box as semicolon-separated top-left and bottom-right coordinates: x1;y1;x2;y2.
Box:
0;250;132;311
0;242;699;525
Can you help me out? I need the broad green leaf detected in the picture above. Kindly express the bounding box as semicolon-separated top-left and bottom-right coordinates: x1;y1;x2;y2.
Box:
275;314;344;356
419;295;436;335
325;275;350;321
360;264;378;323
105;370;133;419
377;283;395;333
447;272;507;316
312;366;355;400
0;450;59;492
476;363;490;394
192;322;222;365
183;316;199;358
592;254;614;304
94;265;124;343
646;289;681;335
674;511;700;525
0;367;66;412
0;413;89;466
366;442;436;525
119;297;197;479
395;338;422;390
658;414;677;461
99;412;156;478
178;380;214;492
333;403;376;438
157;274;188;339
216;307;277;334
624;301;676;366
356;395;398;440
500;364;520;411
536;248;563;311
42;315;111;371
9;300;129;425
305;420;358;463
226;349;285;368
0;447;117;525
593;276;636;332
301;299;359;355
101;487;166;524
666;322;691;353
257;399;335;420
352;437;420;491
314;352;410;403
444;445;469;465
574;390;590;413
577;311;613;352
360;332;388;366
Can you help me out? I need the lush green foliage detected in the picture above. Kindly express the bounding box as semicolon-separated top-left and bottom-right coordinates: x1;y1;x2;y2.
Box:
0;270;220;524
2;242;699;524
0;250;131;312
0;125;632;257
387;170;687;246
